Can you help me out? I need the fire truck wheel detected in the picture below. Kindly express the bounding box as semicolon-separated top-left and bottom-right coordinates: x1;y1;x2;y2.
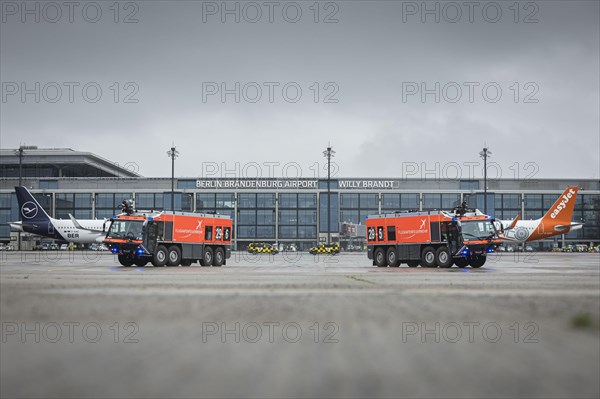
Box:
454;258;468;268
134;259;149;267
180;259;192;266
118;254;134;267
213;247;224;267
202;247;214;266
374;247;387;267
407;260;419;267
386;247;400;267
469;255;487;268
153;245;168;267
421;246;437;268
167;246;182;266
436;247;452;268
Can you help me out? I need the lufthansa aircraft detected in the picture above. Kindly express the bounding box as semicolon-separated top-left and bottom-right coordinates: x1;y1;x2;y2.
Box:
9;186;110;243
496;186;583;243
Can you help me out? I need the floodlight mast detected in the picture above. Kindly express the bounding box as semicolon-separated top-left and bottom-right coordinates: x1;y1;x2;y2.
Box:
167;144;180;214
323;144;336;245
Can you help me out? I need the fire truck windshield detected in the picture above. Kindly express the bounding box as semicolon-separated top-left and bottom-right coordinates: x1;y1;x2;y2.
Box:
106;220;144;240
460;220;496;240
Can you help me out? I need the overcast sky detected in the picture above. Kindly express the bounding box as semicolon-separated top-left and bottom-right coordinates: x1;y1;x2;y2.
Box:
1;0;598;180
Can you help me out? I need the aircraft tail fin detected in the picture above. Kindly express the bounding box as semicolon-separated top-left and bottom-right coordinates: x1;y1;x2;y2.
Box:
15;186;52;223
541;186;579;225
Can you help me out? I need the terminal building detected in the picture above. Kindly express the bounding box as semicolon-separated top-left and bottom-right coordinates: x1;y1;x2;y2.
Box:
1;147;599;250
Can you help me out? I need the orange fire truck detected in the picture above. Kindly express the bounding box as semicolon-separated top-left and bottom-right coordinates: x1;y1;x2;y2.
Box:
366;207;502;268
104;202;232;267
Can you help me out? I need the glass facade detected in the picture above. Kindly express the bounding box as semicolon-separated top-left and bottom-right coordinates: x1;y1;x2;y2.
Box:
381;193;420;212
422;193;460;211
237;193;276;240
196;193;235;219
55;193;93;219
95;193;131;219
1;181;598;250
279;193;318;242
319;193;339;233
340;193;379;224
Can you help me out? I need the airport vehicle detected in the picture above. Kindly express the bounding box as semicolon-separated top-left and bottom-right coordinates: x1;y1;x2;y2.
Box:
366;206;501;268
10;186;109;244
104;202;232;267
247;242;279;254
497;186;582;243
309;243;340;255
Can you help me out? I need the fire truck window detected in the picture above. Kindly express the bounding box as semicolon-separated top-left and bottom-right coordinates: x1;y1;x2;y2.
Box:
387;226;396;241
164;222;173;241
377;226;384;241
205;226;213;241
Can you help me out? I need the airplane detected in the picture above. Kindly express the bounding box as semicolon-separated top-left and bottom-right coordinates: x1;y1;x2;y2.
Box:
9;186;110;244
496;186;583;243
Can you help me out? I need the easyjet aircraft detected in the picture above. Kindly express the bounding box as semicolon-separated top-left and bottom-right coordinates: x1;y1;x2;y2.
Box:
9;186;110;243
496;186;582;243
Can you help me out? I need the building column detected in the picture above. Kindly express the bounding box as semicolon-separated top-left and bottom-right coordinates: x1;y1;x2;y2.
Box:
233;193;238;250
275;193;279;245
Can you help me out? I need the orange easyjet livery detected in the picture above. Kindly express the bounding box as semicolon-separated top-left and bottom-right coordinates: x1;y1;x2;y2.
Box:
497;186;583;243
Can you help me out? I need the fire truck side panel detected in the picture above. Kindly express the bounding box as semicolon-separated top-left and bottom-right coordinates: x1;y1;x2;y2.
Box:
150;213;233;262
366;212;455;263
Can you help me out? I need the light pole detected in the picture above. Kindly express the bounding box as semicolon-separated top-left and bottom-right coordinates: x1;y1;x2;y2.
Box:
15;146;24;251
167;144;179;214
479;146;492;214
323;144;335;245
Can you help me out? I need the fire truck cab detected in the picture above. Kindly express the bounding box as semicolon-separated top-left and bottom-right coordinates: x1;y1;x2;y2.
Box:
366;208;501;268
104;202;232;267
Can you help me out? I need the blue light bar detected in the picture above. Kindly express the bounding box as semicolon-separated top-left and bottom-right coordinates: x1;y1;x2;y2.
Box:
487;247;494;253
111;246;118;254
148;217;153;222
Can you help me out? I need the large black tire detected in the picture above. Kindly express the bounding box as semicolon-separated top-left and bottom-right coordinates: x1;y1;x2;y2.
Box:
421;246;437;268
213;247;224;267
167;245;182;266
202;246;214;267
134;259;149;267
436;247;452;268
386;247;400;267
469;255;487;268
374;247;387;267
180;259;192;266
454;258;468;268
118;254;134;267
153;245;168;267
407;260;420;268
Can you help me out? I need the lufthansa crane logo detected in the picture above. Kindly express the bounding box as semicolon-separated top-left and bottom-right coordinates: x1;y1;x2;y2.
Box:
21;201;38;219
419;218;426;229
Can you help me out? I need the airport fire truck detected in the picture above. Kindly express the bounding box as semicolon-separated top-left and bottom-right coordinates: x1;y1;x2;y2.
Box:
104;201;232;267
366;205;501;268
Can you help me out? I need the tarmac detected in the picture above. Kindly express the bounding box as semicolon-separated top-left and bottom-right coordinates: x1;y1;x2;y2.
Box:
1;251;599;398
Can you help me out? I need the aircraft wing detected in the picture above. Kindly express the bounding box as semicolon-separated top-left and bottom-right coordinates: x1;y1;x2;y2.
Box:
496;232;520;242
68;214;105;232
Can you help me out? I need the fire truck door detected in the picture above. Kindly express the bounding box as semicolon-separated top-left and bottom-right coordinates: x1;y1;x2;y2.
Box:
446;222;460;254
144;222;158;253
